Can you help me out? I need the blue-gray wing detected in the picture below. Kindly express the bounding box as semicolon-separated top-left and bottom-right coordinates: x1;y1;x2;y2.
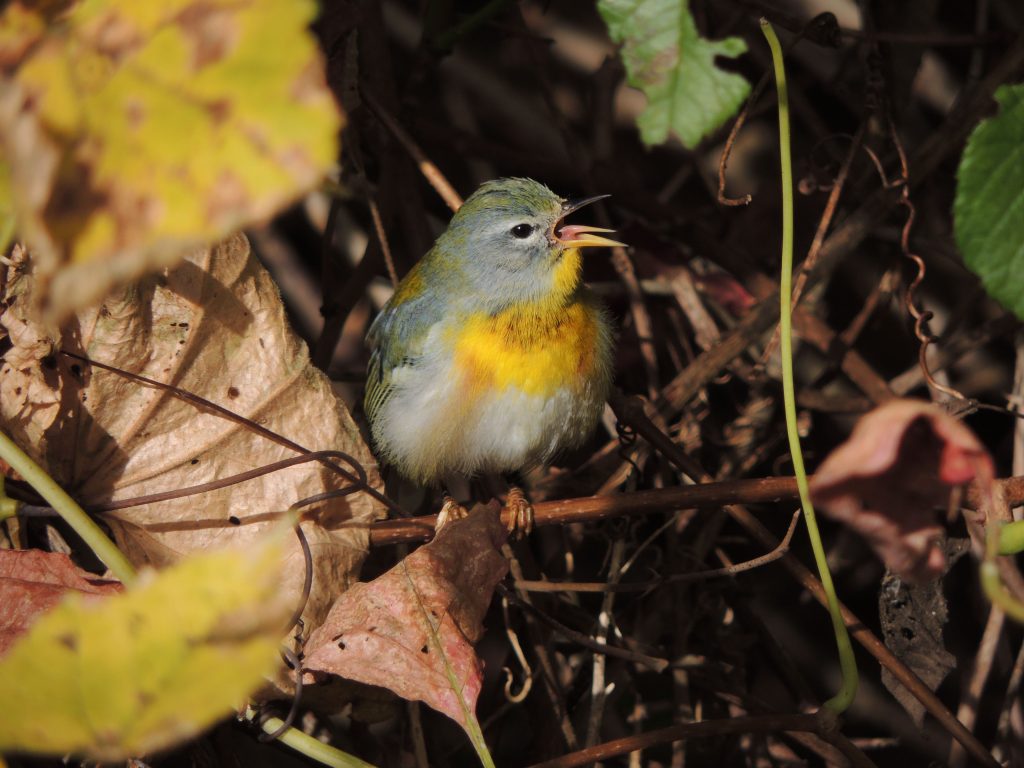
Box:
364;272;445;426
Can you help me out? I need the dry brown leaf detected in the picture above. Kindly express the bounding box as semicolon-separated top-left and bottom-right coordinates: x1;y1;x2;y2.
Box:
0;246;61;450
303;502;509;729
878;566;960;726
809;399;994;583
0;549;121;656
0;234;385;677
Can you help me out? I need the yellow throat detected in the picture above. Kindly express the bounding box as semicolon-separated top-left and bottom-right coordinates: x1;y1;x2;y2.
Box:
451;248;600;397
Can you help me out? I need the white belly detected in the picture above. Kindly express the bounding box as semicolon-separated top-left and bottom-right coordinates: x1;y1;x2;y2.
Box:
371;353;604;483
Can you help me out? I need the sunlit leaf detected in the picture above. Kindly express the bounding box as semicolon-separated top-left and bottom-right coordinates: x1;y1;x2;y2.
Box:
598;0;749;148
955;82;1024;319
0;0;342;317
0;235;386;695
0;528;291;760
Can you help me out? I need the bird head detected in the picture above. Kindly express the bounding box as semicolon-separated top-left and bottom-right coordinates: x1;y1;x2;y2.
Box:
437;178;622;311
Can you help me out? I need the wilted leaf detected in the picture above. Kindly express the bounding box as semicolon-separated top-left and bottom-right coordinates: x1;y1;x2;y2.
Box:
303;503;508;731
955;83;1024;319
877;546;964;727
0;0;342;318
0;548;121;655
0;527;291;760
809;399;994;583
0;234;385;686
598;0;749;148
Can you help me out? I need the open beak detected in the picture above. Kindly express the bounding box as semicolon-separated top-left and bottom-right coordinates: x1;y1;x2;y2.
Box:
556;194;625;249
556;224;625;248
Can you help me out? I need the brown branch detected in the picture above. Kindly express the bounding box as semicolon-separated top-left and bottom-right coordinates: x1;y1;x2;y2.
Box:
794;310;895;404
369;473;1024;546
611;392;1002;768
527;713;840;768
370;475;798;545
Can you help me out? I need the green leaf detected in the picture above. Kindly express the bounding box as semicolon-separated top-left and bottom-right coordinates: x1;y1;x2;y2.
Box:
999;519;1024;556
954;82;1024;319
598;0;749;148
0;528;292;761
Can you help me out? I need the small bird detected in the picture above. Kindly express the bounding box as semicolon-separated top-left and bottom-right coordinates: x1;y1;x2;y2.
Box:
365;178;619;531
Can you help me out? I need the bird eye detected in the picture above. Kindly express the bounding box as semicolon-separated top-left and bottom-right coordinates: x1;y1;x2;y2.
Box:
510;223;534;239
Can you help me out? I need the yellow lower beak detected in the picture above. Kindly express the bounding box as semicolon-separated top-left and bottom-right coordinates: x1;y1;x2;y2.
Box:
556;224;625;249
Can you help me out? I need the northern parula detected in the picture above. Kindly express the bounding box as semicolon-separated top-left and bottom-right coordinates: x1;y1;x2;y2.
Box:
365;178;620;527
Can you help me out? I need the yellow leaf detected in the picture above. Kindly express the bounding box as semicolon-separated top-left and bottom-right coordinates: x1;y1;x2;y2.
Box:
0;0;342;318
0;526;292;760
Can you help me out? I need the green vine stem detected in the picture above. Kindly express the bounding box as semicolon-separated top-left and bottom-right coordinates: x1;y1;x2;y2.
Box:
0;428;136;585
760;18;859;714
0;475;18;521
244;708;377;768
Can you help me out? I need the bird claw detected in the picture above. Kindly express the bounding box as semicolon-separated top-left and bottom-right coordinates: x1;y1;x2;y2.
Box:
435;496;469;533
503;486;534;537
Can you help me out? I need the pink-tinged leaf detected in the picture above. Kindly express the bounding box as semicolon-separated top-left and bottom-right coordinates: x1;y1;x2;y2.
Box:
809;399;994;583
693;270;756;316
303;502;508;730
0;549;121;656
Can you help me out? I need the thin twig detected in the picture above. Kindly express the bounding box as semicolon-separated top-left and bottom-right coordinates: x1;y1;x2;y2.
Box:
996;639;1024;762
527;713;825;768
60;351;405;518
85;451;367;513
760;122;866;364
613;393;1001;768
500;593;533;703
407;702;430;768
949;605;1005;767
498;584;669;673
368;196;399;287
514;511;799;593
585;538;625;748
360;89;463;212
718;12;839;207
503;545;580;750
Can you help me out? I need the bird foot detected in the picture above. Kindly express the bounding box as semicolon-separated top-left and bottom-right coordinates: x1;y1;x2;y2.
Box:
503;486;534;537
435;496;469;533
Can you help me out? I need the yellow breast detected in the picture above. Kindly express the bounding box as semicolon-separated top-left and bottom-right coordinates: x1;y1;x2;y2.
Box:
452;299;601;398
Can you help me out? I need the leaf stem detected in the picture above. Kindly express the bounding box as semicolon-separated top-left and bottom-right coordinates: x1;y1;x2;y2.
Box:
760;18;858;714
402;560;497;768
0;475;18;521
0;428;136;585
